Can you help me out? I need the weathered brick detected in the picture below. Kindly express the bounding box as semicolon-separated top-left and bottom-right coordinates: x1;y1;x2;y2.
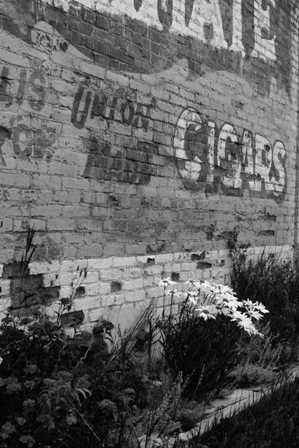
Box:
87;258;113;270
122;278;143;290
102;293;125;307
82;271;99;283
124;290;146;303
73;296;101;311
112;256;137;267
99;268;123;281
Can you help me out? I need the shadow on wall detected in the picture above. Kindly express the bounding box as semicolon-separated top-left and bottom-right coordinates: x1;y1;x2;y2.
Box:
2;231;60;317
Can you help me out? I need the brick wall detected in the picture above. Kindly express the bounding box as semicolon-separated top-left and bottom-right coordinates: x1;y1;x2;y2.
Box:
0;0;297;330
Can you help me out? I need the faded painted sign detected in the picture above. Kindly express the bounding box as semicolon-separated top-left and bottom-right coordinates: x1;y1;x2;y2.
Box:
43;0;277;60
0;61;60;165
173;107;287;201
71;84;156;132
0;64;46;110
0;1;291;200
0;0;293;97
82;137;158;185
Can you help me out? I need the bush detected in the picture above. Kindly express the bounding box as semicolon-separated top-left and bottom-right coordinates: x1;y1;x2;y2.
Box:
193;378;299;448
229;322;287;387
0;314;154;448
230;249;299;344
158;280;268;401
158;301;242;401
0;309;188;448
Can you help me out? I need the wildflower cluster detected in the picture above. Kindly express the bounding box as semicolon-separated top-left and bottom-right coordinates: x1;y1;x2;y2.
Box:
159;279;268;337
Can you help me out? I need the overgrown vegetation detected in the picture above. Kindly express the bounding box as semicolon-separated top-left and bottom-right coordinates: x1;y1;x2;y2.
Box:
1;229;299;447
0;311;185;448
231;248;299;353
158;301;241;401
193;378;299;448
158;279;270;397
228;322;286;387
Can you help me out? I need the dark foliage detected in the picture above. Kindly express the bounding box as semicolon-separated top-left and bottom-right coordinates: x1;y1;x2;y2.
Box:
193;379;299;448
0;315;150;448
231;249;299;344
158;301;242;401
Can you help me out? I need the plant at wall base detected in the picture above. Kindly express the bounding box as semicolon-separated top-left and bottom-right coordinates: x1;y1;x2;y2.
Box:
0;304;187;448
19;228;37;278
0;233;187;448
0;314;97;448
158;279;268;401
230;248;299;350
228;321;287;387
56;267;87;329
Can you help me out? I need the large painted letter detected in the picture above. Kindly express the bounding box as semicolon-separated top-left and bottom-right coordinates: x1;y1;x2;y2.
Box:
71;86;92;129
271;141;286;196
251;134;272;192
173;108;203;181
158;0;173;30
241;129;254;189
217;124;242;189
186;0;227;48
230;0;245;54
252;0;276;61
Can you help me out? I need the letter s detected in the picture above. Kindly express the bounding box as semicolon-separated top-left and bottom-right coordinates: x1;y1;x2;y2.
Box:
271;141;286;197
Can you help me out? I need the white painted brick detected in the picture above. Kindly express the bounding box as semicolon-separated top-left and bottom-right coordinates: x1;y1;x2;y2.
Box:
155;253;174;263
83;272;99;283
143;276;161;288
145;287;162;299
60;260;78;272
137;255;155;264
88;308;105;323
163;263;181;272
88;258;113;270
98;282;112;295
29;262;52;275
125;290;146;303
122;278;143;290
60;286;73;298
58;272;75;285
181;262;196;271
48;261;61;274
61;260;88;273
203;269;212;279
112;256;137;267
29;261;60;275
180;271;195;281
84;284;100;296
100;269;124;281
173;253;192;262
122;267;143;279
102;293;125;307
0;297;11;311
144;265;163;275
73;296;101;311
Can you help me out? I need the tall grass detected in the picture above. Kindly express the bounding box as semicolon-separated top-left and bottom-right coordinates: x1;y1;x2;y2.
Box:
230;249;299;344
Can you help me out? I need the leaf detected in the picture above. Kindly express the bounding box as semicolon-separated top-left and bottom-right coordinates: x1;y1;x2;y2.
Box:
66;413;77;426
